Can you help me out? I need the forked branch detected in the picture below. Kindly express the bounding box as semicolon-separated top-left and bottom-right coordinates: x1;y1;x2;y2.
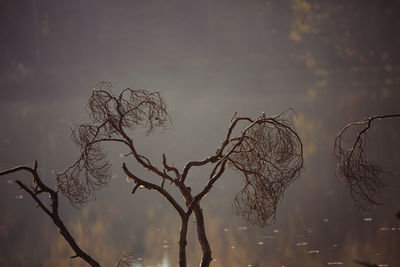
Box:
19;83;304;267
122;163;185;217
0;162;100;267
187;111;303;226
56;82;173;206
333;114;400;209
226;113;303;226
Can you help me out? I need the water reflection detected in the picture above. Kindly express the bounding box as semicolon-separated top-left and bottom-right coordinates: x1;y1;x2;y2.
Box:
130;253;169;267
379;227;400;231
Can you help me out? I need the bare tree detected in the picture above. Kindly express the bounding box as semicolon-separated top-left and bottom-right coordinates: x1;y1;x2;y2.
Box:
333;114;400;209
1;82;303;267
0;161;100;267
333;115;400;267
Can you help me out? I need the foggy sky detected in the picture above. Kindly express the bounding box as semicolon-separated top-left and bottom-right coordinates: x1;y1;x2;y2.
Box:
1;1;400;266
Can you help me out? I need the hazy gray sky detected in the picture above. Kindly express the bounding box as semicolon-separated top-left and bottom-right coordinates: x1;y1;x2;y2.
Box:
1;1;400;266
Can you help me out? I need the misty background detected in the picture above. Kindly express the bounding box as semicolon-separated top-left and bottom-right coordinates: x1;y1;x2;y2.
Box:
1;0;400;266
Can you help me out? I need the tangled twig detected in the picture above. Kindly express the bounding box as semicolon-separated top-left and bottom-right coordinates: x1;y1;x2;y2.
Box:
333;114;400;209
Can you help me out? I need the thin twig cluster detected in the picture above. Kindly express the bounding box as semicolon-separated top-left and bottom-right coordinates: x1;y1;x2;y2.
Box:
333;114;400;209
56;82;171;206
1;83;304;267
0;162;100;267
227;113;303;226
54;84;303;265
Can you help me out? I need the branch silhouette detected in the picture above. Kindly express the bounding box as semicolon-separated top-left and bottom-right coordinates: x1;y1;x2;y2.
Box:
333;114;400;209
0;161;100;267
1;82;304;267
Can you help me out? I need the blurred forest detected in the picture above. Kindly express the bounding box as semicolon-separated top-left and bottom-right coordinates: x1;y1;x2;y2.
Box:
0;0;400;266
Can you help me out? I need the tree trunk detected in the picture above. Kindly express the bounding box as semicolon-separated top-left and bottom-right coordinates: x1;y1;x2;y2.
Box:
194;204;212;267
179;214;189;267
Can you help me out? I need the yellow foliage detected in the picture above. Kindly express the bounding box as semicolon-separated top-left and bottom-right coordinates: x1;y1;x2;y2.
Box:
289;0;317;42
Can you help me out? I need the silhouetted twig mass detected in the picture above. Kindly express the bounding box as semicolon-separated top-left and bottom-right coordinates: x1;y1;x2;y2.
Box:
1;82;304;267
333;114;400;209
227;113;303;226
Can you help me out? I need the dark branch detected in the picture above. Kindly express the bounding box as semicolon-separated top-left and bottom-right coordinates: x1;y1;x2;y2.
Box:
226;112;303;226
56;83;173;206
189;159;228;212
333;114;400;209
162;154;181;180
1;163;100;267
122;163;185;217
180;117;253;183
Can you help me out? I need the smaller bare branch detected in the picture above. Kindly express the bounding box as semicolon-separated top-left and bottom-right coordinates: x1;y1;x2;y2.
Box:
162;153;180;179
16;180;53;217
180;117;256;183
57;84;173;206
189;160;228;211
1;163;100;267
138;155;152;166
181;156;218;182
226;112;303;226
131;184;140;195
117;130;175;184
333;114;400;209
0;165;35;178
123;163;185;217
230;112;237;122
214;117;254;158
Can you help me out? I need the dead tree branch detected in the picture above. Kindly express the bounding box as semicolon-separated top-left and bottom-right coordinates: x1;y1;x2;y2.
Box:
0;162;100;267
122;163;185;217
4;83;304;267
333;114;400;209
226;113;303;226
56;83;173;207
